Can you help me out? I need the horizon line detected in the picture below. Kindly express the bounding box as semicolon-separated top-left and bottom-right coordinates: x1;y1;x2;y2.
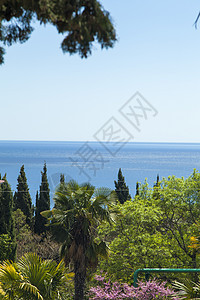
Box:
0;140;200;145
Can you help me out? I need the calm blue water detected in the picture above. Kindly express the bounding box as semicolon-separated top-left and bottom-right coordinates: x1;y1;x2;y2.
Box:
0;141;200;206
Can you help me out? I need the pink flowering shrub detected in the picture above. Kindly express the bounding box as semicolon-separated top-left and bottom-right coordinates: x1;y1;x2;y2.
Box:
132;279;179;300
89;274;179;300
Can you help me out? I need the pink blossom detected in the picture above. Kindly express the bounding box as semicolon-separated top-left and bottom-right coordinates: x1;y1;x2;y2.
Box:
89;275;179;299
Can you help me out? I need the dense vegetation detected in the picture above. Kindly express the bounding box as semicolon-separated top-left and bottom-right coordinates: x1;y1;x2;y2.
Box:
1;166;200;298
0;0;116;64
99;171;200;283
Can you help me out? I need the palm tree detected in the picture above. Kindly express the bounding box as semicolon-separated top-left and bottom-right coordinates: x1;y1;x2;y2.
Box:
0;252;71;300
42;180;116;300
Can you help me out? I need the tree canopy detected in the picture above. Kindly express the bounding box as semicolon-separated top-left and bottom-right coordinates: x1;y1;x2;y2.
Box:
0;0;117;64
98;171;200;284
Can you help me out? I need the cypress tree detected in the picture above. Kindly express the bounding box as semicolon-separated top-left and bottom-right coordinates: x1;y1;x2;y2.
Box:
13;165;33;228
0;174;16;260
35;190;39;210
136;182;140;196
34;163;50;235
60;174;65;183
155;174;160;187
35;190;39;227
153;174;161;200
114;168;131;204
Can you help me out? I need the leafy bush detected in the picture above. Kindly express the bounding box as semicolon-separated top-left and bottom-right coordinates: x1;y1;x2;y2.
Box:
89;274;178;299
0;234;14;261
0;252;74;299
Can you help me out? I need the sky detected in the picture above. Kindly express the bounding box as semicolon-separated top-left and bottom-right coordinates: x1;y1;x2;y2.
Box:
1;0;200;143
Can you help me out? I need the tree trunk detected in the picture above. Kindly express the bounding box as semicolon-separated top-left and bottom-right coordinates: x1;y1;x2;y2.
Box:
74;263;86;300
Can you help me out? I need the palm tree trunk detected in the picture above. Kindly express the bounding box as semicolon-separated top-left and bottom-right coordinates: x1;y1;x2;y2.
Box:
74;263;86;300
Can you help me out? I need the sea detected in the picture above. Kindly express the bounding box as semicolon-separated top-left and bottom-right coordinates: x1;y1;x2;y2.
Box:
0;141;200;207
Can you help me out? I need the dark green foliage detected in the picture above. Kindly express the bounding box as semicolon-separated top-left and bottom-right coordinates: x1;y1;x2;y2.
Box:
0;0;117;64
135;181;140;196
34;163;50;235
114;168;131;204
0;174;16;260
154;174;160;187
60;174;65;184
35;190;39;216
13;165;33;228
13;208;31;239
0;175;14;235
0;234;14;261
152;174;161;200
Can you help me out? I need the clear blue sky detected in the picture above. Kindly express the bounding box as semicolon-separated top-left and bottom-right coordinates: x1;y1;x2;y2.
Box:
1;0;200;142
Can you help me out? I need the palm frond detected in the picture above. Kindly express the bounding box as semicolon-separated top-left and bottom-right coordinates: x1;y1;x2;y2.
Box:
42;181;117;278
173;279;200;299
0;253;70;300
0;261;21;282
19;282;43;300
40;209;53;219
93;187;112;198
